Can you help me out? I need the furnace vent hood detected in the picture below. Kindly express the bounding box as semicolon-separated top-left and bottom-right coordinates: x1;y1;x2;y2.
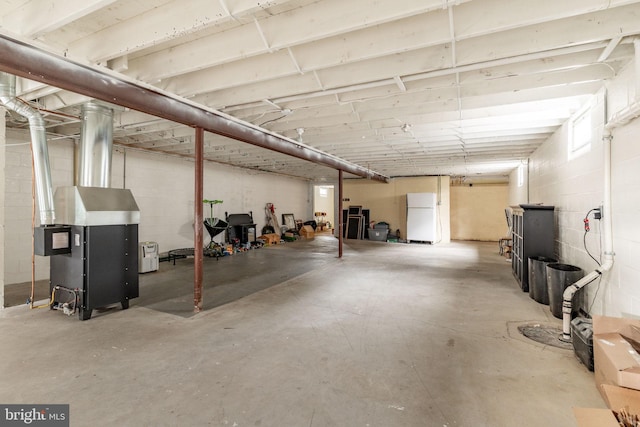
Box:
54;186;139;226
54;101;139;227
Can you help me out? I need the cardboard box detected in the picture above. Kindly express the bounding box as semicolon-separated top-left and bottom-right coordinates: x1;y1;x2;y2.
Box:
593;315;640;393
258;233;280;245
573;407;619;427
299;225;314;239
600;383;640;413
574;384;640;427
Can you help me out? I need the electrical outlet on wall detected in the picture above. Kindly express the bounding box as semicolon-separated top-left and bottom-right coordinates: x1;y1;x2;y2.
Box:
595;205;603;220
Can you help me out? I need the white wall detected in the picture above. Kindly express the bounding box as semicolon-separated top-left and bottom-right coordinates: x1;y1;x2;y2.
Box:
115;148;310;249
343;176;451;243
3;133;311;286
609;116;640;316
3;130;74;286
514;60;640;317
450;184;509;241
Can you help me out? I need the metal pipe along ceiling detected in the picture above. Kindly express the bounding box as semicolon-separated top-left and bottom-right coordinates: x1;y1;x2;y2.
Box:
0;35;390;183
0;71;55;225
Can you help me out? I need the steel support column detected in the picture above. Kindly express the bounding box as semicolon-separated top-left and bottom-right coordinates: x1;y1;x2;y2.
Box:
338;169;343;258
194;127;204;312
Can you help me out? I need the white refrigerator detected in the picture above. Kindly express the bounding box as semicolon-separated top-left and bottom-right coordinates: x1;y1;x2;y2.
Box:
406;192;437;243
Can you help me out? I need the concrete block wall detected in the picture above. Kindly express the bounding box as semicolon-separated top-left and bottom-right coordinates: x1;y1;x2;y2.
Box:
608;114;640;316
525;89;610;315
129;150;310;249
3;131;74;285
512;61;640;317
3;133;311;287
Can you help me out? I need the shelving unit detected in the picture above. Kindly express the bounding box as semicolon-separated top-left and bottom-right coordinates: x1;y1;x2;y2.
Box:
511;204;555;292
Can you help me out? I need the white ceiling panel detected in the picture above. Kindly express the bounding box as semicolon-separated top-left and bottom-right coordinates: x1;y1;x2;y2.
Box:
1;0;639;181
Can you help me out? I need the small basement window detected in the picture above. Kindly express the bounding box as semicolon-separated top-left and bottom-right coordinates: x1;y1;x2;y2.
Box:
517;164;525;187
569;105;592;159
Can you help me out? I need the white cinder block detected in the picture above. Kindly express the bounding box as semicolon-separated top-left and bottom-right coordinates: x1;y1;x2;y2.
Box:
518;73;640;317
4;150;24;167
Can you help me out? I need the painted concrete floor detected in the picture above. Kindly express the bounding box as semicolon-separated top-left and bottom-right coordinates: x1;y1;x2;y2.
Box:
0;237;604;426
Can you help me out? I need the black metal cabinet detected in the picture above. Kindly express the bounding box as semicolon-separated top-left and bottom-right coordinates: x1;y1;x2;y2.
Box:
511;205;555;292
225;212;256;244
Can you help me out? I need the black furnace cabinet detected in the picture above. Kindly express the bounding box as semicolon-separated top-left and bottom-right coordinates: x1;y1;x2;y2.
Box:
50;224;138;320
511;204;555;292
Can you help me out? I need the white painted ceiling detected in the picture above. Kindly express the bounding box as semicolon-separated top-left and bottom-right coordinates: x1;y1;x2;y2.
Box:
2;0;639;181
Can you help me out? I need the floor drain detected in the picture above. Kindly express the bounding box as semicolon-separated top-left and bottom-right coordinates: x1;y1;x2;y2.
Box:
517;323;573;350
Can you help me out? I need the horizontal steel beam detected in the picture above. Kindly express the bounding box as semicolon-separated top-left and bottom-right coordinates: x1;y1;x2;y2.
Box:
0;34;389;183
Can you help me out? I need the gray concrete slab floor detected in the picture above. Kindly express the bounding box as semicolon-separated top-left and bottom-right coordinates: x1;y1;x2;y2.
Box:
0;238;604;426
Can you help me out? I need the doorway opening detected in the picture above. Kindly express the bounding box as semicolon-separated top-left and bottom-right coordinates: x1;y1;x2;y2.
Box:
313;185;334;233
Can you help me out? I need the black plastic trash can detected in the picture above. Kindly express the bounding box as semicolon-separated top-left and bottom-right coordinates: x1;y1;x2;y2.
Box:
546;263;584;319
528;256;557;304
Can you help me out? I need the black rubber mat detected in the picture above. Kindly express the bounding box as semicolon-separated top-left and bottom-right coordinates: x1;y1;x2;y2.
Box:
136;235;338;318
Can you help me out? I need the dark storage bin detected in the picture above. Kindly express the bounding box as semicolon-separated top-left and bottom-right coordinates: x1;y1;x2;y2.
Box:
546;263;584;319
528;256;557;304
368;228;388;241
571;317;594;371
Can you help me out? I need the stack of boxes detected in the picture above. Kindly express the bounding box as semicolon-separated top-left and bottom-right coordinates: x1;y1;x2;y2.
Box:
574;315;640;426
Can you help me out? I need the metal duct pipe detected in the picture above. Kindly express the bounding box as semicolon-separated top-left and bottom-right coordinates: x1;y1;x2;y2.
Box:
78;102;113;187
0;72;55;225
0;35;389;183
